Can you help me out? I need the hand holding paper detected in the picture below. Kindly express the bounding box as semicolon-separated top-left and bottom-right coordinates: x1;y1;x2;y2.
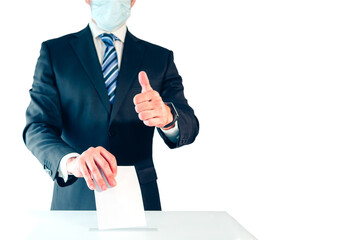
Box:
67;146;117;191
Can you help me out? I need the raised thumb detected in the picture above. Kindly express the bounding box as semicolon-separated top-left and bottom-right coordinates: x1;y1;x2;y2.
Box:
138;71;152;93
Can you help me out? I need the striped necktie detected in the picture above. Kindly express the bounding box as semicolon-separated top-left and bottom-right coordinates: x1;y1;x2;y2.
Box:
99;33;119;104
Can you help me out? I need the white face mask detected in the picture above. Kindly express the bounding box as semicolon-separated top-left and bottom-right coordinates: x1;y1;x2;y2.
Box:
91;0;131;32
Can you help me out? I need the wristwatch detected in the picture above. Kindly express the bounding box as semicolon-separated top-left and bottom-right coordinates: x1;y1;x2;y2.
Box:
163;102;179;129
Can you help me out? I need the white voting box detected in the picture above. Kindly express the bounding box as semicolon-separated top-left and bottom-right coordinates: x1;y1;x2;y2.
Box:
17;211;256;240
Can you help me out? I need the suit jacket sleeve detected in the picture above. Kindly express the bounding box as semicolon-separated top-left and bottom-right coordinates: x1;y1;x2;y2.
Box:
157;51;199;149
23;42;77;183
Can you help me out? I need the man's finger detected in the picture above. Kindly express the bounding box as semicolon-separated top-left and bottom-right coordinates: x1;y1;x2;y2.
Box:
135;101;154;113
138;110;158;121
133;90;160;105
139;71;152;93
98;147;118;177
86;160;107;191
80;164;95;190
94;153;117;187
144;118;162;128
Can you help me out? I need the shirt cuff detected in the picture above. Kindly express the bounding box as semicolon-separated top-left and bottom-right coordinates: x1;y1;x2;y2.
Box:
58;152;80;183
159;121;179;143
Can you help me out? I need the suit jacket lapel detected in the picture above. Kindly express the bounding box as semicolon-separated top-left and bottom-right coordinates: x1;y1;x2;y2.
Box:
110;30;145;125
70;26;111;114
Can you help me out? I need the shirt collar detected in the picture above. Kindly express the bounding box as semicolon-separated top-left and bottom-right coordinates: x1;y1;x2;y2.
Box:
89;20;127;43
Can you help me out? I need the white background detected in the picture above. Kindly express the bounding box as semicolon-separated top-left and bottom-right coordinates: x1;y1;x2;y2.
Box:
1;0;360;239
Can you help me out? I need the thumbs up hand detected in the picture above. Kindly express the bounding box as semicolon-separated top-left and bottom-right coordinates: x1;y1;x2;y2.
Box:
133;71;174;129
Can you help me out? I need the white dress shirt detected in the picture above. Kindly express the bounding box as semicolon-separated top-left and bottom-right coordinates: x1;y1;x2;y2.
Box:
58;21;179;182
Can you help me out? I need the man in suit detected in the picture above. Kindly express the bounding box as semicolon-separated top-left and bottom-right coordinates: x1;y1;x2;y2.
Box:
23;0;199;210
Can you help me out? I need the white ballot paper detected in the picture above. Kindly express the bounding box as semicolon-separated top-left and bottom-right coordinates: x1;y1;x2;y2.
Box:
94;166;147;230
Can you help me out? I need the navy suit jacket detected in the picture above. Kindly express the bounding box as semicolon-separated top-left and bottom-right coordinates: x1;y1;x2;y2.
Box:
23;26;199;210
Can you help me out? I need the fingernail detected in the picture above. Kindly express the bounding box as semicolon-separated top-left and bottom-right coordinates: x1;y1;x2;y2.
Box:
112;180;117;187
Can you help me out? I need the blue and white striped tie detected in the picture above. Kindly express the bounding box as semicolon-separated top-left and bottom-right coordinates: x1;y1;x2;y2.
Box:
99;33;119;104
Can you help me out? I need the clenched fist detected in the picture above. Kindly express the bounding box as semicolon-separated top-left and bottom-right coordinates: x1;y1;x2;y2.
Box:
133;71;175;130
